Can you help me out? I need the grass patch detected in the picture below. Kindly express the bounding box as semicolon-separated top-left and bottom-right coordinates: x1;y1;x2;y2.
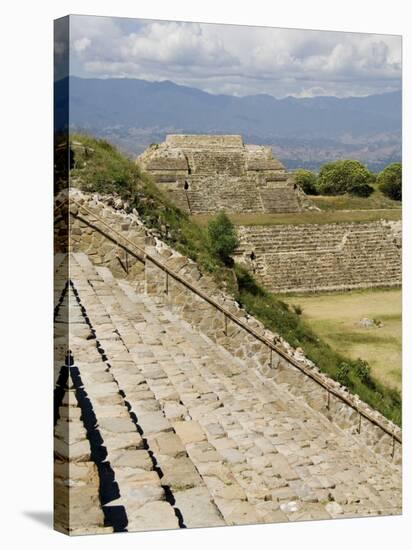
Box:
69;133;401;426
282;289;401;394
326;330;398;346
310;191;401;211
191;208;401;227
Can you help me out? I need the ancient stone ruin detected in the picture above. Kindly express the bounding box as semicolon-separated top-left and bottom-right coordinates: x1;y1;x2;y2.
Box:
234;221;402;294
138;134;314;214
54;190;401;534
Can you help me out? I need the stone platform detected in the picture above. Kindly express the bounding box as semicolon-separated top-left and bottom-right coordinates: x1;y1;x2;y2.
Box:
137;135;314;214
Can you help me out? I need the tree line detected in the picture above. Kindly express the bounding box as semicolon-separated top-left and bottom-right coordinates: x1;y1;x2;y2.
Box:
293;161;402;201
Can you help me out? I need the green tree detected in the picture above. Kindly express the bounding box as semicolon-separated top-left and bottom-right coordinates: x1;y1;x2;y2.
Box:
377;162;402;201
317;160;374;197
293;169;318;195
207;211;239;265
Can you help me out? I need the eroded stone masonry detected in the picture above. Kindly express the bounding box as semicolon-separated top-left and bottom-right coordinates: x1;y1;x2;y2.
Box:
138;135;314;214
234;221;402;293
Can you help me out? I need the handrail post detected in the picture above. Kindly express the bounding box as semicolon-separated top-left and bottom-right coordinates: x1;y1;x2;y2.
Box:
224;313;228;336
326;390;331;410
269;346;273;368
357;412;362;434
125;250;129;274
164;271;169;295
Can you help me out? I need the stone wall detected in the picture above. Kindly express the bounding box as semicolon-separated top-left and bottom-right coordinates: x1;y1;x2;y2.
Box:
234;221;402;293
137;134;315;214
55;190;401;464
54;191;147;292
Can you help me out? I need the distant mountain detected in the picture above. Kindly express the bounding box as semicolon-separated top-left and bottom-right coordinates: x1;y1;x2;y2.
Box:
56;76;401;171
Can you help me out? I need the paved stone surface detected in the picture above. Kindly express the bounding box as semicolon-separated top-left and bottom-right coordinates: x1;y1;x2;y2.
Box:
54;252;402;535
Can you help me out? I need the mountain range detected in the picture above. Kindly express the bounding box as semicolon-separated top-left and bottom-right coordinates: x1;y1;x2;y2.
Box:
56;76;401;172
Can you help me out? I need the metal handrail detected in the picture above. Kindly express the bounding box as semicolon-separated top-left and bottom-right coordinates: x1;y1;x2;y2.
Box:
56;196;402;446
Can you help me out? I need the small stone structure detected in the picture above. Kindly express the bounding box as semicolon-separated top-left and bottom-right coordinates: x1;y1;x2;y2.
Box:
234;221;402;293
137;134;314;214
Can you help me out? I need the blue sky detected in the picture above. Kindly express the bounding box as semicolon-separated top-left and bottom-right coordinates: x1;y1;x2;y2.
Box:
67;15;401;98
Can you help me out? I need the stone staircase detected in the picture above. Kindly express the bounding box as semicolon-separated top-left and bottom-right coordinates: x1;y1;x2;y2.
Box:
236;222;402;293
185;150;245;176
186;174;264;213
54;252;401;534
259;187;303;213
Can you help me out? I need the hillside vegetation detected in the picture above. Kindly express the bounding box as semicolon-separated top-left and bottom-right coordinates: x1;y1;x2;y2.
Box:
69;133;401;425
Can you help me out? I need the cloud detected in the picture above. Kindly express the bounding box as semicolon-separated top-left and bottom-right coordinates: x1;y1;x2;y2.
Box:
73;37;91;53
121;22;236;67
68;15;402;98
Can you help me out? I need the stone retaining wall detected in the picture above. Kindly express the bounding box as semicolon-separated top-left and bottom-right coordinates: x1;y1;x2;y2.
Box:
55;190;401;465
54;191;147;292
235;221;402;293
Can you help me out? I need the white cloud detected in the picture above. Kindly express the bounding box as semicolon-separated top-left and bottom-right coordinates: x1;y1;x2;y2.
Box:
73;37;91;53
68;16;402;98
121;22;235;67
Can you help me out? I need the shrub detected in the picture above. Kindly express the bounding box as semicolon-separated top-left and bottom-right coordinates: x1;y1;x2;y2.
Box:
292;304;303;315
317;160;374;197
293;169;318;195
207;211;239;265
377;162;402;201
353;358;374;388
336;362;351;386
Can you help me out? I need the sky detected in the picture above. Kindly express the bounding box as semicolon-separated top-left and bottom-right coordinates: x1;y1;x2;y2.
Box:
67;15;402;99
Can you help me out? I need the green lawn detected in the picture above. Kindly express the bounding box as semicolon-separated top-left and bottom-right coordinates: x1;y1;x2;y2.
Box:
283;289;402;391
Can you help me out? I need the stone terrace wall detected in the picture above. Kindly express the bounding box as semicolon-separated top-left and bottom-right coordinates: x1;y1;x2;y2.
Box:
54;191;147;293
235;221;402;293
166;134;244;149
138;134;315;214
55;190;401;464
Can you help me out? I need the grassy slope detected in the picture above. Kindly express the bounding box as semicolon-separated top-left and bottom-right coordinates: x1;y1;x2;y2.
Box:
69;133;401;425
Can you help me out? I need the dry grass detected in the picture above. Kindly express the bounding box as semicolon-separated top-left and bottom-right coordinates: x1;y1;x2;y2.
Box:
282;289;402;391
192;208;401;227
310;190;401;211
